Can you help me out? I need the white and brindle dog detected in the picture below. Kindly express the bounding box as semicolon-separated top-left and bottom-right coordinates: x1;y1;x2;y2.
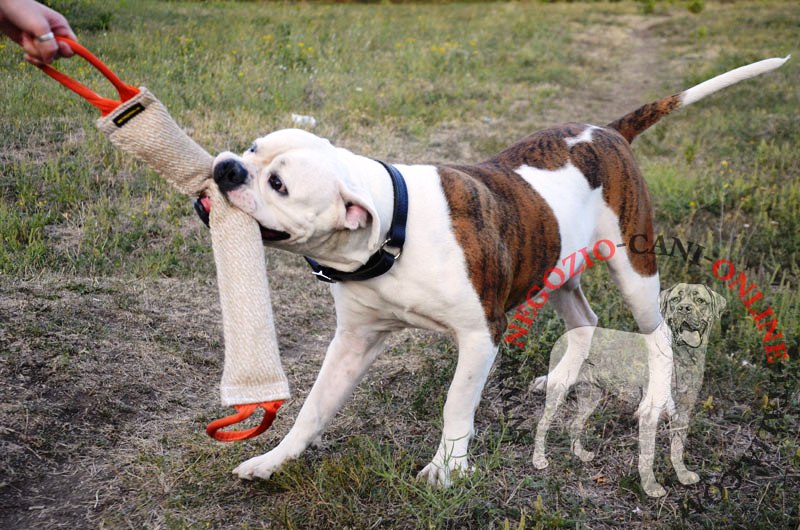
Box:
530;284;726;495
210;57;786;495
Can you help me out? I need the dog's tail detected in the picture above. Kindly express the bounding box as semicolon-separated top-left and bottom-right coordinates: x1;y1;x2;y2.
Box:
608;56;790;143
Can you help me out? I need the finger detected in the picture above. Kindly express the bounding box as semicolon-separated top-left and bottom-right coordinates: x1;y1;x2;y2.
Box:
57;40;74;58
32;34;59;64
23;53;44;66
20;33;43;64
48;10;77;59
45;6;78;42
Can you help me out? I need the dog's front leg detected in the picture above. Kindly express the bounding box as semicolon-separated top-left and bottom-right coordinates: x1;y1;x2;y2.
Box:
669;392;701;485
637;322;675;497
417;331;497;487
234;327;387;480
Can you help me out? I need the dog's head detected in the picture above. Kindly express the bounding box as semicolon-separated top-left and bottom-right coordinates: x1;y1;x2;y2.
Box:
660;283;726;349
211;129;382;269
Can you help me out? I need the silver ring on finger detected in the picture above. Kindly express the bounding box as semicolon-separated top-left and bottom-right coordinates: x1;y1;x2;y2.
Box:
35;32;56;43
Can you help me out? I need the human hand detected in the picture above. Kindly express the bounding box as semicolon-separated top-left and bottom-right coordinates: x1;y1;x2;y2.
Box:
0;0;76;65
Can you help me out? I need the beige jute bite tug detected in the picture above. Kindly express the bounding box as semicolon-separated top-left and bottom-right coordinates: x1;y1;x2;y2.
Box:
96;89;290;407
39;38;289;440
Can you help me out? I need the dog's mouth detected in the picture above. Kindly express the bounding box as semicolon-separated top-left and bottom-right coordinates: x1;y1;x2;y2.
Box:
676;319;708;348
193;196;290;241
259;225;291;241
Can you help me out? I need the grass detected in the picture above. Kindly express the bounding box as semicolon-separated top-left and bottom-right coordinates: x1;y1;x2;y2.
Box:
1;1;798;529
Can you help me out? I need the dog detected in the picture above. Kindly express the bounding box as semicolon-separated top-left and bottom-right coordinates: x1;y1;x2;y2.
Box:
530;284;725;496
209;56;785;492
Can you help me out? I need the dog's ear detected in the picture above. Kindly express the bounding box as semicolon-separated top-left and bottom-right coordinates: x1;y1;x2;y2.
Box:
659;285;675;317
344;203;370;230
338;182;381;248
705;285;727;319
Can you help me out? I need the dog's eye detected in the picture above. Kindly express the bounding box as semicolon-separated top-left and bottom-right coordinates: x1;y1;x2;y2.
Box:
695;297;706;305
268;173;287;195
248;143;257;153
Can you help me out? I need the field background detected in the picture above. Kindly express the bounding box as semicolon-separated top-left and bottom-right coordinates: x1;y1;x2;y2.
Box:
1;1;798;528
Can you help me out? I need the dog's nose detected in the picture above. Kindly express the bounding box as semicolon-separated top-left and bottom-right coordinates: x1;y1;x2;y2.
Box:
677;302;694;313
213;159;249;192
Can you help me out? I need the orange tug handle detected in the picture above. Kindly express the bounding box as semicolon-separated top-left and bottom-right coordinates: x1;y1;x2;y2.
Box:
206;401;284;442
37;36;139;116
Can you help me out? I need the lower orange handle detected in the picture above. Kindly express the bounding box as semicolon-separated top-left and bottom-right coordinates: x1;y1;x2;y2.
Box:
205;400;284;442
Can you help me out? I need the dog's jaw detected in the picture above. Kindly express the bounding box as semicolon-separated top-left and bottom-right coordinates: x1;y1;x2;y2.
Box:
258;225;291;241
676;319;707;348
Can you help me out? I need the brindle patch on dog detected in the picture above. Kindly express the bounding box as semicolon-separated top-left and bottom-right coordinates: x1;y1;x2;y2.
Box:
439;123;659;342
438;164;561;344
490;124;586;171
497;124;657;276
607;94;682;143
569;128;657;277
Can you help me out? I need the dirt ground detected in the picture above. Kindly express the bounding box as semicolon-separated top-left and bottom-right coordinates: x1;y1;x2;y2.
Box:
0;254;329;528
3;267;796;528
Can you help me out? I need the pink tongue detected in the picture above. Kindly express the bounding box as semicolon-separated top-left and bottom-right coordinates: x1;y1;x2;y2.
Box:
681;329;702;347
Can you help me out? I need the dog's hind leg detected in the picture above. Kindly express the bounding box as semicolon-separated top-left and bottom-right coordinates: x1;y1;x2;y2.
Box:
417;330;497;487
599;217;674;497
532;280;597;470
234;326;388;480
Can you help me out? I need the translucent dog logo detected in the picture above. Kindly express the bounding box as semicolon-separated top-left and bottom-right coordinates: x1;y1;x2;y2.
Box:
531;284;726;496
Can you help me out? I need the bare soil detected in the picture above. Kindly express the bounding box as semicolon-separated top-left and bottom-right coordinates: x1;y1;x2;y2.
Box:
0;255;332;529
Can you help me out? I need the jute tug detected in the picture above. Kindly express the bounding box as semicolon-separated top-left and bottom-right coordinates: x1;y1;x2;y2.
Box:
39;37;289;440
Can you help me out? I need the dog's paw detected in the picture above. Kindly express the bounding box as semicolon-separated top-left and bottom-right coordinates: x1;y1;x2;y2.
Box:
233;451;289;481
677;470;700;485
531;452;549;470
416;463;449;487
530;375;548;393
571;440;595;463
416;458;473;487
642;479;667;498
